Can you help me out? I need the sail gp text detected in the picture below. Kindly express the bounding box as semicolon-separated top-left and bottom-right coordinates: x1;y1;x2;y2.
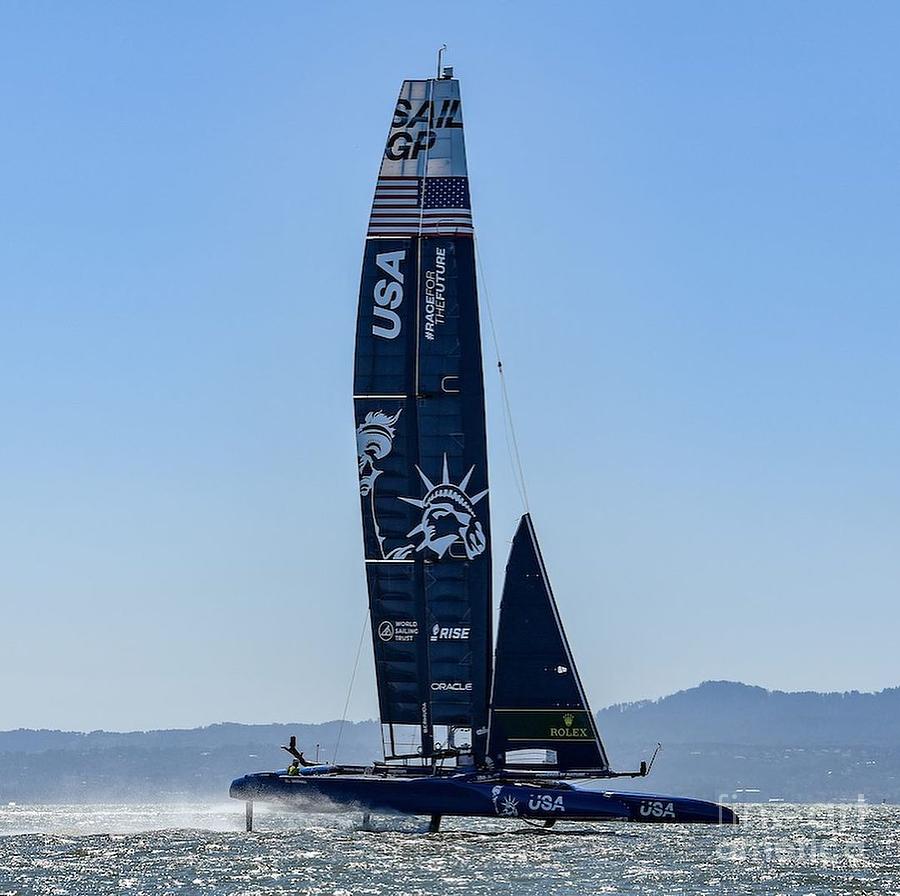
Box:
385;98;462;161
423;248;446;340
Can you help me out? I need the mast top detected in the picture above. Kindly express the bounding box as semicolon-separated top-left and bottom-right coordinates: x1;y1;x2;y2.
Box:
436;44;453;80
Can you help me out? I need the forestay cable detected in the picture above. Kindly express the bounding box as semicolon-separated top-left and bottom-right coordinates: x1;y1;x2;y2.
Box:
474;234;531;514
333;609;369;765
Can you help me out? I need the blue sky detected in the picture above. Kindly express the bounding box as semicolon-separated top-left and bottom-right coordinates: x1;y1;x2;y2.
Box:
1;2;897;730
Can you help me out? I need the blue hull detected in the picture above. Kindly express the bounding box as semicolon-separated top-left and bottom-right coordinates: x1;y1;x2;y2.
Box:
230;772;738;825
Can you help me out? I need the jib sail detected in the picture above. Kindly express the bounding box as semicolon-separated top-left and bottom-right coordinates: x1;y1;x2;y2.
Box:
353;77;492;763
488;514;609;772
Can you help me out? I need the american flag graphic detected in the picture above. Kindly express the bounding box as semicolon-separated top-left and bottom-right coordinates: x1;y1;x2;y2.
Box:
368;176;474;237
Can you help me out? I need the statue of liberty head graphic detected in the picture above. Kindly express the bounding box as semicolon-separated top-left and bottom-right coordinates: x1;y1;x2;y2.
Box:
399;455;488;559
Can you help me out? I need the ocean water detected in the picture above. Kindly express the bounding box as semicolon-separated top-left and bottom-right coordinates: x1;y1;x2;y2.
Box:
1;802;897;895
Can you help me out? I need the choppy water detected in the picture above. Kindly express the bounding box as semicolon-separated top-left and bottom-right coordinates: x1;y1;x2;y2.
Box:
1;802;897;895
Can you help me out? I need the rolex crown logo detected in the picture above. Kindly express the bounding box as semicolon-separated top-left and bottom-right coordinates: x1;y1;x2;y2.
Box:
563;713;575;727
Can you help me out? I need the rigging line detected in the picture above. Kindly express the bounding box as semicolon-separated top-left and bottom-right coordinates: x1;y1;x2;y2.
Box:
333;609;370;765
476;237;527;513
474;234;531;513
417;77;437;238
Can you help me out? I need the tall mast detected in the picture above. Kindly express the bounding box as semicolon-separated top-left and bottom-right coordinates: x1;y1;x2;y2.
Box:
353;72;492;764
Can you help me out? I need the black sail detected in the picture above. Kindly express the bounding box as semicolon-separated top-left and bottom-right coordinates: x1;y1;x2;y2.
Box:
353;78;492;762
488;514;609;772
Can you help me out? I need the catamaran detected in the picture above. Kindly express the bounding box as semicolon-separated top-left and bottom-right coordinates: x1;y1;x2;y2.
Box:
230;62;738;830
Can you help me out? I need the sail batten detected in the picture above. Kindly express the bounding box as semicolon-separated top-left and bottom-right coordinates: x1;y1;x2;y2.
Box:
354;77;492;763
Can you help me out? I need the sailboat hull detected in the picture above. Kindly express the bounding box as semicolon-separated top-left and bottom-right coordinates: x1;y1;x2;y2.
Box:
230;772;738;825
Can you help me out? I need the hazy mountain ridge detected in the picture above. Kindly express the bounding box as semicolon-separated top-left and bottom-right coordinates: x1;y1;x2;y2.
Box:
3;682;898;803
598;680;900;746
0;721;372;755
0;721;379;804
597;682;900;803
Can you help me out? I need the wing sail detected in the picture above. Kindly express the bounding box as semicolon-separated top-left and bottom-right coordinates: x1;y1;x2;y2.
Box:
353;77;492;763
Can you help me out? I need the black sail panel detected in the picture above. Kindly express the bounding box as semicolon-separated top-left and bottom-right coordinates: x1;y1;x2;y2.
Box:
354;238;426;732
417;234;491;740
488;514;609;772
354;77;491;762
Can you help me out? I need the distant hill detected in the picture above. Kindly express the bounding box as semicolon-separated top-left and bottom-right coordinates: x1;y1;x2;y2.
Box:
0;721;380;803
595;681;900;804
2;682;898;804
598;680;900;746
0;720;378;760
